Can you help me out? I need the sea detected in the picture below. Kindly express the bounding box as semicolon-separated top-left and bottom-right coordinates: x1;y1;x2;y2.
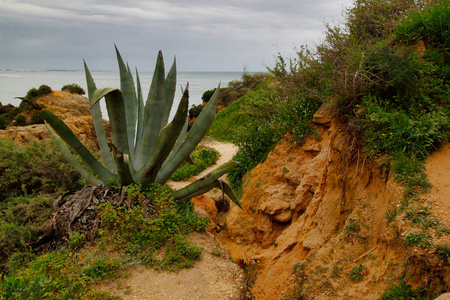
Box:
0;70;245;119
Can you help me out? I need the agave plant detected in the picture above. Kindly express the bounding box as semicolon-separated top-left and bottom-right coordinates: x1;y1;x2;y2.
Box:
34;47;240;206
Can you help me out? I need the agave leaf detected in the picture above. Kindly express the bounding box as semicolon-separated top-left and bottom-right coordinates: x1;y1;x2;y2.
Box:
84;61;116;173
135;50;167;166
172;160;239;201
134;68;145;160
40;109;117;184
161;57;177;126
115;45;138;154
136;85;189;186
92;88;135;181
46;123;102;185
165;116;188;163
155;85;220;184
173;179;242;209
219;181;243;209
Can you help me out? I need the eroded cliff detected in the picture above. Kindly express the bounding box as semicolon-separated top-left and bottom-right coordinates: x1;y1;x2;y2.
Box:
216;105;450;299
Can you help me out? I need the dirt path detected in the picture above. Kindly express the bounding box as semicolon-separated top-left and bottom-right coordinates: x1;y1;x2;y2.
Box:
426;142;450;228
98;232;245;299
98;140;244;299
169;140;238;190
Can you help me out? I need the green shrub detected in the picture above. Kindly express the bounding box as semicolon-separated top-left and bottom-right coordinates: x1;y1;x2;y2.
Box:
0;140;84;199
29;110;44;125
25;88;39;100
227;96;320;190
435;243;450;262
170;144;220;181
98;184;208;269
0;194;54;272
25;85;52;101
395;0;450;49
404;230;432;249
349;264;366;282
382;280;427;300
346;0;416;42
14;114;26;126
202;73;270;107
189;104;203;118
38;84;52;96
0;115;10;129
61;83;86;95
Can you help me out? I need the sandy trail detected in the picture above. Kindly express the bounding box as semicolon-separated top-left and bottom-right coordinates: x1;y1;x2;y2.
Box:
168;139;238;190
425;142;450;227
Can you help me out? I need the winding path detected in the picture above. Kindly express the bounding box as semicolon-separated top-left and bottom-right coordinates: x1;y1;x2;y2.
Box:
168;139;238;190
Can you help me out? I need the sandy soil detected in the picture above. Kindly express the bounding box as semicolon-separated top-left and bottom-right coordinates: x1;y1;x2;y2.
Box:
98;232;245;300
426;142;450;230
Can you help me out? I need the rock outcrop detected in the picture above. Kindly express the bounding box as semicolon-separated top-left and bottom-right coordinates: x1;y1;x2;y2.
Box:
0;91;110;148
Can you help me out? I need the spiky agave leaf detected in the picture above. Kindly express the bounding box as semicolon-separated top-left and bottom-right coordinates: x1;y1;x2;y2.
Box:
155;85;221;184
46;123;102;185
84;61;116;173
135;85;189;186
40;109;118;184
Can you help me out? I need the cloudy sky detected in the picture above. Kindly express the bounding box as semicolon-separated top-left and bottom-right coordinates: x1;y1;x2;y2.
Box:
0;0;352;72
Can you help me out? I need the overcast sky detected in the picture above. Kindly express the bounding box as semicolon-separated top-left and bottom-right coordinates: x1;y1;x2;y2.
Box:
0;0;352;72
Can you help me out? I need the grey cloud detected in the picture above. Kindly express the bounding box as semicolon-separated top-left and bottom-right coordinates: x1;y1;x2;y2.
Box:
0;0;351;71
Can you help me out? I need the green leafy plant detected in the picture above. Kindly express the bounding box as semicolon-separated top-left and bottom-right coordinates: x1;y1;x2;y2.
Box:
382;280;427;300
211;247;224;257
385;208;397;223
435;243;450;263
344;219;361;241
33;47;240;206
97;184;208;270
436;225;450;237
404;206;439;229
349;264;366;282
404;230;432;249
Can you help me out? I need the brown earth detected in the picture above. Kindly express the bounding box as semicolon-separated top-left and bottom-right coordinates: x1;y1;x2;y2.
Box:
97;232;246;300
0;91;110;148
215;105;450;299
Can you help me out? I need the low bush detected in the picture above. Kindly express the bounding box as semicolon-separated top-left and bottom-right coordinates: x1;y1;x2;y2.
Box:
13;114;26;126
0;140;84;200
202;73;270;107
189;104;203;119
25;85;52;101
98;184;208;269
404;230;432;249
435;243;450;262
382;280;428;300
0;194;54;272
61;83;86;95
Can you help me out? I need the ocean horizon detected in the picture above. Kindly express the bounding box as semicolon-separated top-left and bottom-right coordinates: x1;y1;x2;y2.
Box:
0;70;248;110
